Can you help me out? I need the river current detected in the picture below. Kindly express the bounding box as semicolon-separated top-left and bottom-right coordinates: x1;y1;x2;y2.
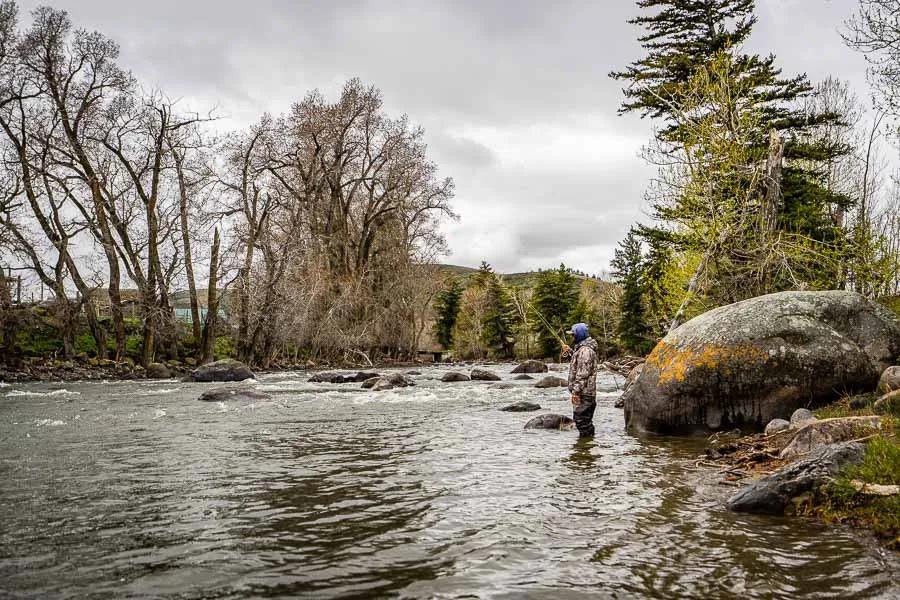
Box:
1;363;898;599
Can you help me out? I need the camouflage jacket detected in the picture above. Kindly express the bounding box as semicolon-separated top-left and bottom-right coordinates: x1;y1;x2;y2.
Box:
568;337;599;397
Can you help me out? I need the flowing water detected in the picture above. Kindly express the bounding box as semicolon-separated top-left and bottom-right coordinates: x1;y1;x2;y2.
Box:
0;364;897;599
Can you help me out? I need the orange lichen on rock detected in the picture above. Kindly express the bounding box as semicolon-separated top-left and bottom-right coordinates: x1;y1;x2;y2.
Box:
646;341;770;385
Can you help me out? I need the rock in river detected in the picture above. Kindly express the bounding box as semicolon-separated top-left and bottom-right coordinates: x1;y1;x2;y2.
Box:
623;291;900;434
471;368;501;381
502;401;541;412
441;371;470;383
310;371;380;384
513;374;534;381
362;373;414;390
726;441;866;514
535;376;567;389
524;414;575;430
512;360;549;374
198;385;272;402
190;359;255;382
145;362;172;379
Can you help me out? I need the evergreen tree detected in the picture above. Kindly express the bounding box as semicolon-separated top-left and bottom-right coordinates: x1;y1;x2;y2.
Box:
472;262;517;358
612;0;851;280
611;230;652;354
433;277;463;349
531;263;580;357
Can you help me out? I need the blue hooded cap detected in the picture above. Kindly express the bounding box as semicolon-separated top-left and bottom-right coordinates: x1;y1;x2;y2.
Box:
567;323;589;344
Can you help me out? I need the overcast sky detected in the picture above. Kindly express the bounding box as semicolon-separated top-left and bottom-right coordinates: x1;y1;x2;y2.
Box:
16;0;873;275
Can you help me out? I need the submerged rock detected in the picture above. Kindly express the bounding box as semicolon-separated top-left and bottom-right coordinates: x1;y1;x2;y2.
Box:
513;374;534;381
535;376;567;389
190;359;255;383
623;290;900;434
471;368;501;381
501;401;541;412
726;441;866;514
524;414;575;430
198;385;272;402
779;416;882;460
492;383;516;390
764;418;791;435
441;371;470;382
877;366;900;394
512;360;549;374
311;371;381;384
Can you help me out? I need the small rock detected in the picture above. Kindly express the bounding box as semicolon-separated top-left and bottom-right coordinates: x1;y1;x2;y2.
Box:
535;376;567;389
790;408;817;430
524;414;575;430
191;359;255;382
471;368;501;381
361;376;382;389
513;374;534;380
501;401;541;412
511;360;549;374
183;357;197;367
441;371;470;383
364;373;414;390
877;365;900;394
198;386;272;402
726;442;866;514
848;394;874;410
371;379;395;391
779;416;882;461
765;418;791;435
491;382;516;390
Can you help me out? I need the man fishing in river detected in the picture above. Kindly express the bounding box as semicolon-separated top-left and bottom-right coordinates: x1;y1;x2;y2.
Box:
562;323;599;438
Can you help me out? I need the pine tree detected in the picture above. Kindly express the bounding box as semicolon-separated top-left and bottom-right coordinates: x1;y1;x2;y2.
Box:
433;277;463;349
611;230;652;354
472;262;517;358
531;263;580;358
612;0;851;275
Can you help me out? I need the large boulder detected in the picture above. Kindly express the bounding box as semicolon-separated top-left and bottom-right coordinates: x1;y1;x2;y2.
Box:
198;385;272;402
779;416;882;460
524;414;575;430
535;376;567;389
512;360;549;374
623;291;900;434
190;359;255;382
726;441;866;514
470;368;501;381
310;371;380;384
878;366;900;394
362;373;414;390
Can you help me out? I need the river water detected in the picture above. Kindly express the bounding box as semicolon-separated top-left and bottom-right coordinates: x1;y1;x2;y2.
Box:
1;364;897;599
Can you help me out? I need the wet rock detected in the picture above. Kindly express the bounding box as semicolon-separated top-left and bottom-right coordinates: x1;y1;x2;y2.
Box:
441;371;470;382
513;374;534;380
404;370;422;376
492;383;516;390
470;368;501;381
311;371;381;384
790;408;817;430
874;389;900;416
622;290;900;434
779;416;882;461
535;376;567;389
726;441;866;514
363;373;413;390
512;360;549;374
145;362;172;379
501;401;541;412
765;419;791;435
198;385;272;402
623;363;644;393
190;359;255;382
877;365;900;394
524;413;575;430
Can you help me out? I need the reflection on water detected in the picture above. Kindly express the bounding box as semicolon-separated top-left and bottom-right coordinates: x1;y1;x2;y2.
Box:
0;365;897;599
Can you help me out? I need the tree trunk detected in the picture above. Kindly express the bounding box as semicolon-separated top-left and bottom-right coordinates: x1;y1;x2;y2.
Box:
761;129;784;235
200;228;220;364
175;156;202;342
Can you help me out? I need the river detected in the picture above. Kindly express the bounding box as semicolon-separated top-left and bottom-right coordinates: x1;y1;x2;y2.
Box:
1;364;897;598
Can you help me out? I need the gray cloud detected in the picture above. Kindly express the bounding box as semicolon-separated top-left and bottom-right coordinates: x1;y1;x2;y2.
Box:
14;0;874;274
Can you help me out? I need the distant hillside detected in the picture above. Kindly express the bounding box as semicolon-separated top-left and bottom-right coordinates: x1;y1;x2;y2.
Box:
436;264;599;289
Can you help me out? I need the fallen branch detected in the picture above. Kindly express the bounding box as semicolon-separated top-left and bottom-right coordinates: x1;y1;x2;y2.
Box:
850;480;900;496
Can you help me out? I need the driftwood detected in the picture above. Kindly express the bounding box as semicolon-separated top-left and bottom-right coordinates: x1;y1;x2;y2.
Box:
601;355;644;376
849;480;900;496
